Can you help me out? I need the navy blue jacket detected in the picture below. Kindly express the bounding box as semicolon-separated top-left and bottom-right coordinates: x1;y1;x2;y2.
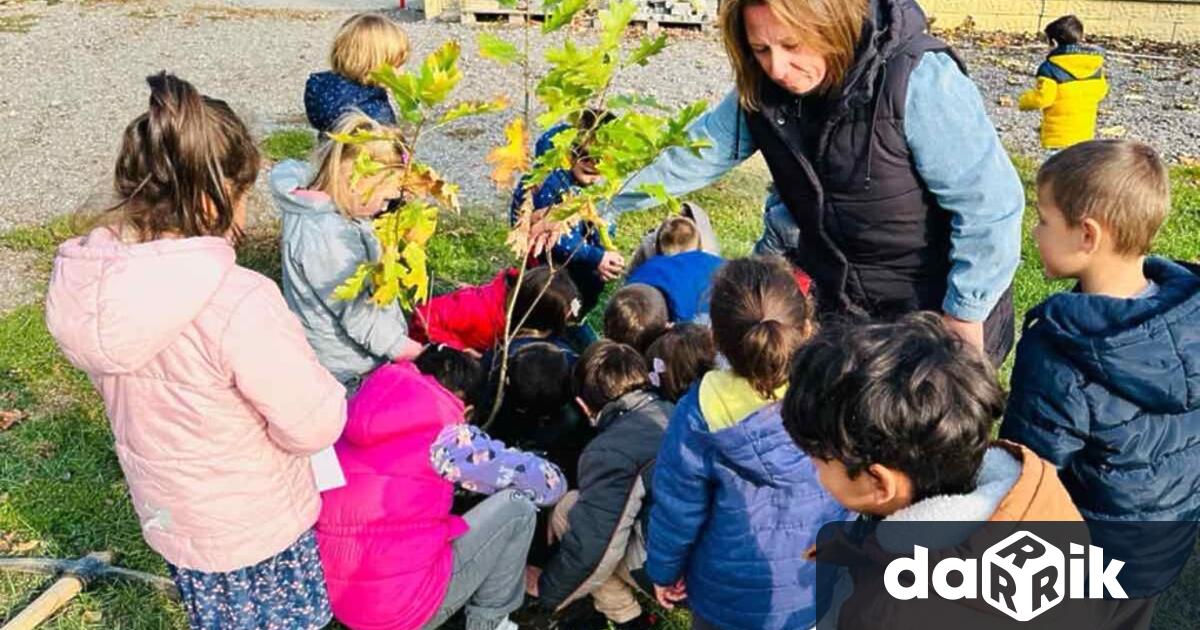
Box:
647;386;848;630
304;71;397;133
509;124;614;269
626;250;724;323
1001;257;1200;523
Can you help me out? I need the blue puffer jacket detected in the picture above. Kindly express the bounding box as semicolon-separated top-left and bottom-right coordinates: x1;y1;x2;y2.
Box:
647;381;849;630
1000;257;1200;522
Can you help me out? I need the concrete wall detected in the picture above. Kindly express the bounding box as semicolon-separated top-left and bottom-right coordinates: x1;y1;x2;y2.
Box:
920;0;1200;43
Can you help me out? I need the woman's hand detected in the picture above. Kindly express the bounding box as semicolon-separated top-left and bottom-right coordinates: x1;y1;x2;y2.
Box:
940;313;984;355
654;579;687;610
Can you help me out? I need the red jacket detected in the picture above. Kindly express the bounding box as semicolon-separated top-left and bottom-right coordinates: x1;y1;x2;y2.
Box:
409;269;514;352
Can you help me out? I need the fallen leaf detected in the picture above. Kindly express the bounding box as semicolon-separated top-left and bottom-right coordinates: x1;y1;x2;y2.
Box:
1175;102;1196;111
0;408;26;431
996;95;1015;108
1123;94;1147;102
11;539;40;553
1099;125;1126;139
82;611;103;624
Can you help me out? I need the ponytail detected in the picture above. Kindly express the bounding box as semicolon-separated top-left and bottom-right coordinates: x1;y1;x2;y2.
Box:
109;72;258;242
710;256;816;399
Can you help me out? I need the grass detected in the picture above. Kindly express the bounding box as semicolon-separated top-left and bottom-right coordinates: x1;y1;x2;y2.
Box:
261;128;317;163
0;159;1197;628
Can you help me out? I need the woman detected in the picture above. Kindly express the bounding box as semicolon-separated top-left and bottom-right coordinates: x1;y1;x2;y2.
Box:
550;0;1024;364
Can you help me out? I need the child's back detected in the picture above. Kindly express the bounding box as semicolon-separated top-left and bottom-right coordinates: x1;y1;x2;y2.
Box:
272;116;421;385
304;12;409;132
626;249;723;323
1019;15;1108;149
48;227;347;572
46;73;346;630
317;361;467;629
646;257;847;630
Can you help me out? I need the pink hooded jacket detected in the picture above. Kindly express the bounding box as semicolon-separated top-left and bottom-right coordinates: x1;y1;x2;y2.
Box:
44;228;346;573
316;361;470;630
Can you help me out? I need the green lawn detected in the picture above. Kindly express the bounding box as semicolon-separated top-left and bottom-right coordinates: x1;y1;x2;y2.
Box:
0;158;1197;628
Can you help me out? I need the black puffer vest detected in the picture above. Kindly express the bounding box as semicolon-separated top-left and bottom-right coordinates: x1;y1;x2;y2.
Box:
745;0;965;319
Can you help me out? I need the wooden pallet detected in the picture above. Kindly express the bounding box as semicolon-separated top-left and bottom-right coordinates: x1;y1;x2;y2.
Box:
630;16;712;32
460;0;546;23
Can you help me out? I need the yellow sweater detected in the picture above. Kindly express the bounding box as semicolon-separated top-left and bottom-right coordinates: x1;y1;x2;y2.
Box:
1019;45;1108;150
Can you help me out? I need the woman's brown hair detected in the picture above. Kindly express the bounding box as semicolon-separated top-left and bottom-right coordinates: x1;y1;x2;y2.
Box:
108;72;259;243
720;0;869;111
710;256;815;398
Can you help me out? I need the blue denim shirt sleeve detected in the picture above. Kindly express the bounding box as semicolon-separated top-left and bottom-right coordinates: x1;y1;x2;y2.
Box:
605;89;757;220
905;52;1024;321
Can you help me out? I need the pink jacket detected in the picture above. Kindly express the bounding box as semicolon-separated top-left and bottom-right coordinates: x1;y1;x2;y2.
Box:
317;361;469;630
45;228;346;573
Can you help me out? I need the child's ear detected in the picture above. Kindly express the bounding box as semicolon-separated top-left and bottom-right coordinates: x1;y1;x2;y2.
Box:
866;463;914;509
1080;217;1105;255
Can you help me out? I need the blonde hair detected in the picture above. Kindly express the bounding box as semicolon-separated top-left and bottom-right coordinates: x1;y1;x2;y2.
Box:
330;13;410;85
1037;139;1170;256
656;216;701;254
720;0;869;111
310;112;407;217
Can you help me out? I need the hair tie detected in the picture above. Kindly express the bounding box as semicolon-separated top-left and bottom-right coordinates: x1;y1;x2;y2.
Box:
649;357;667;388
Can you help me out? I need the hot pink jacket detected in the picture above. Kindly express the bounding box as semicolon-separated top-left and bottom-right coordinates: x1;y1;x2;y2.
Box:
317;361;469;630
45;228;346;573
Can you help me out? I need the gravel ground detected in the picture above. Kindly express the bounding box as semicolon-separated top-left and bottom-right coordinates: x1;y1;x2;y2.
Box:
0;0;1197;312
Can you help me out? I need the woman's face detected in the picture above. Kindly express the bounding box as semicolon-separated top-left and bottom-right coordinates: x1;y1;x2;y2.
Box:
744;4;828;96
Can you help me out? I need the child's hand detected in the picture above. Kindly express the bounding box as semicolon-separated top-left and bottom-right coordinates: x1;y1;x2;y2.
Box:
525;565;542;597
598;251;626;281
654;579;687;610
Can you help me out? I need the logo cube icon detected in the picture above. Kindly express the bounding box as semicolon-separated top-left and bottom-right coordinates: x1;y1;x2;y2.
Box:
982;530;1065;621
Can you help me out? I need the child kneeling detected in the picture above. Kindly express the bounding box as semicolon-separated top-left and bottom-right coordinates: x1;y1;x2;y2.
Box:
317;346;566;630
530;341;674;629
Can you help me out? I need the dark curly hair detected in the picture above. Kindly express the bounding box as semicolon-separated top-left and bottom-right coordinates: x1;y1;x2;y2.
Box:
782;312;1004;500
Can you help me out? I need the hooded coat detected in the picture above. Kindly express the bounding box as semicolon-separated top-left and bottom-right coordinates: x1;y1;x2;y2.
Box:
1019;44;1108;149
272;160;420;385
646;373;849;630
1000;257;1200;591
45;227;346;572
316;361;469;630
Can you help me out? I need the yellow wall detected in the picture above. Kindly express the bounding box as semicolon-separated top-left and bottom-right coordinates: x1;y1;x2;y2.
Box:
920;0;1200;42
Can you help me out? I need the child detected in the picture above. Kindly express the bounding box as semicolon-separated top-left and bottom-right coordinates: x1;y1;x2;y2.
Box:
628;201;722;272
646;257;847;630
45;73;347;630
644;323;716;403
305;12;410;133
1019;15;1108;150
626;216;724;323
409;268;517;354
318;345;566;630
782;313;1090;627
272;113;422;386
511;110;623;316
604;284;670;353
487;341;594;486
531;341;673;630
1000;140;1200;594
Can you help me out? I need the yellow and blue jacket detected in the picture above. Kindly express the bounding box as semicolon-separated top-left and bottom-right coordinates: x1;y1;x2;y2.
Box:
1019;44;1109;149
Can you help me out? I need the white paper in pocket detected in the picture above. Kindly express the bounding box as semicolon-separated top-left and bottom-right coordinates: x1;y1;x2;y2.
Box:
310;446;347;492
